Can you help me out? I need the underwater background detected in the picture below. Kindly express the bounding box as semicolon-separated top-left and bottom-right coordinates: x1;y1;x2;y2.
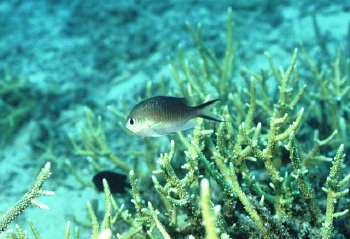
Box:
1;0;350;238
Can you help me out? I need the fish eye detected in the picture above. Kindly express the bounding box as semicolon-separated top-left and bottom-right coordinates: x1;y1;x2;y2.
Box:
128;118;135;126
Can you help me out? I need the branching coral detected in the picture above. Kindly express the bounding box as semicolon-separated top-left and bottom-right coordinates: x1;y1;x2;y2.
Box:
62;7;349;239
69;107;131;173
321;144;350;239
0;162;53;235
66;107;132;188
302;47;350;146
285;132;322;224
0;68;35;147
167;8;235;103
3;6;350;239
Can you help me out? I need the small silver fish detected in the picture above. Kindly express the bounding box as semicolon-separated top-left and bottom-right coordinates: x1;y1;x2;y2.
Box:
125;96;222;137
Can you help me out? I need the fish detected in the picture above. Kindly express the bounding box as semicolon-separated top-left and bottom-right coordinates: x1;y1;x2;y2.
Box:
92;171;130;194
125;96;222;137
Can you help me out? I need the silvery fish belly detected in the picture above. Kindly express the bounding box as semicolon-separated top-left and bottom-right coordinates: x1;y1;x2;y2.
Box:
125;96;222;137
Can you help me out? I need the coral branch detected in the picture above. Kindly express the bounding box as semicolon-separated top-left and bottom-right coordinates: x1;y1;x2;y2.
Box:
0;162;53;232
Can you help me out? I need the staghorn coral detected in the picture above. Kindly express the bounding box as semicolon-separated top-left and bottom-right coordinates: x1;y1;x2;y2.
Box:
0;162;53;236
0;69;35;147
62;7;349;239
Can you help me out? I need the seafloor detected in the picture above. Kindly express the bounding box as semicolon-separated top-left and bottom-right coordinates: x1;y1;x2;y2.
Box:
0;0;349;238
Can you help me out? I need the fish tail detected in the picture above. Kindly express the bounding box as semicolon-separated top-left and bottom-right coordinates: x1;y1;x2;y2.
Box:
196;99;223;122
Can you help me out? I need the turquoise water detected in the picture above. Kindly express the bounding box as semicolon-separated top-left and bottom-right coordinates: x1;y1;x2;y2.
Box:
0;0;349;238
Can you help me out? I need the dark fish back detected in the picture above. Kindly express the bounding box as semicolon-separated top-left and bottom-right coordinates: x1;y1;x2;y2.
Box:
140;96;196;123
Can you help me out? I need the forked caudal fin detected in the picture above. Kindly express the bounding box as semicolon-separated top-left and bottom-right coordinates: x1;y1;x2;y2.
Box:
196;99;223;122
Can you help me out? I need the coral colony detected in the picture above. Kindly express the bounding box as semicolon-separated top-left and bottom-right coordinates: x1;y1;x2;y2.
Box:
1;8;350;239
